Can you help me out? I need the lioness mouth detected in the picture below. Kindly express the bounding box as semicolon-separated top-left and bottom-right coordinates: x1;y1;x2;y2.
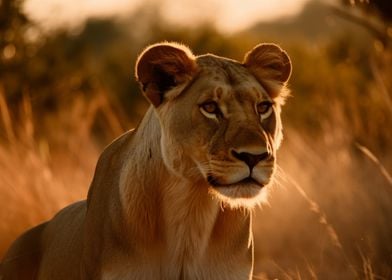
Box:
238;177;263;187
207;176;264;188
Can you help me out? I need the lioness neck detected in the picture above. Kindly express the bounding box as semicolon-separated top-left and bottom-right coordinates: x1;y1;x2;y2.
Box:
119;107;252;271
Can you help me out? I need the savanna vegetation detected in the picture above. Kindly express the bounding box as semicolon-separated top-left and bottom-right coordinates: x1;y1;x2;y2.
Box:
0;0;391;279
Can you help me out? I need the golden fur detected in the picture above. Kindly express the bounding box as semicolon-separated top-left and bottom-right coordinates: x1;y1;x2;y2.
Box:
0;42;291;280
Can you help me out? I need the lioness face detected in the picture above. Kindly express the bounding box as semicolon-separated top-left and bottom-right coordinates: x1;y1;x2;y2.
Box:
136;43;291;208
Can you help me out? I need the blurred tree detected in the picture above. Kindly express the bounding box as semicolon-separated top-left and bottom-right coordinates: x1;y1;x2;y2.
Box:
342;0;392;22
0;0;28;58
0;2;138;141
338;0;392;47
0;0;30;100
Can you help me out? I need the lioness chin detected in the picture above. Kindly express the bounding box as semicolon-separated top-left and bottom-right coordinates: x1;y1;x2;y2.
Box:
0;42;291;280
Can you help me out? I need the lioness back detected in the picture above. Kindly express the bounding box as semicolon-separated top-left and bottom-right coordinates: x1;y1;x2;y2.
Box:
37;130;135;279
37;201;86;279
0;222;47;279
1;202;85;280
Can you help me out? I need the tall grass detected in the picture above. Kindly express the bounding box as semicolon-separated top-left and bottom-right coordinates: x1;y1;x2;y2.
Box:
253;124;392;279
0;70;391;280
0;88;117;257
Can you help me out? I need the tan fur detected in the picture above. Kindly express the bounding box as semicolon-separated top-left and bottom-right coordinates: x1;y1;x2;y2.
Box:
0;42;291;280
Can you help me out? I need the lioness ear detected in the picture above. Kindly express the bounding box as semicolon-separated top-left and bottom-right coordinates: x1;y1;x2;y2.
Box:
135;42;198;107
243;43;292;98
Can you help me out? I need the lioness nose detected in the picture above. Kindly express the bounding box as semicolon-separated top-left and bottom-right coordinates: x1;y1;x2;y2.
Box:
231;150;270;169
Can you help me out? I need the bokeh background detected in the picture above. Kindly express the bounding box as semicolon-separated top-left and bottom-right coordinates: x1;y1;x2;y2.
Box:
1;0;391;279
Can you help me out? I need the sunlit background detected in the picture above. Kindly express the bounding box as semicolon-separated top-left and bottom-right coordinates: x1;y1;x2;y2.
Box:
1;0;391;279
24;0;311;33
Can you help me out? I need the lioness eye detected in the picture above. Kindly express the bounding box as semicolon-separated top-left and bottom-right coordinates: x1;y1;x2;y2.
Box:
257;101;273;118
201;102;219;114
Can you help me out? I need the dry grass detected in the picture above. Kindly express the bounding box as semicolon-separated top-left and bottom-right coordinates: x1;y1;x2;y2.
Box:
253;126;392;279
0;89;108;257
0;88;391;279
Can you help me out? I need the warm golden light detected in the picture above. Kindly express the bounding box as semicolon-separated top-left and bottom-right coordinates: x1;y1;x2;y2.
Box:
2;0;392;278
2;44;16;60
24;0;311;33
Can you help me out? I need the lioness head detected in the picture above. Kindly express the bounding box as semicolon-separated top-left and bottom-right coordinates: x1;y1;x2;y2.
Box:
136;42;291;208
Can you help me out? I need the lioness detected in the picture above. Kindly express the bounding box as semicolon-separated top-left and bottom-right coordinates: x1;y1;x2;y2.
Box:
0;42;291;280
